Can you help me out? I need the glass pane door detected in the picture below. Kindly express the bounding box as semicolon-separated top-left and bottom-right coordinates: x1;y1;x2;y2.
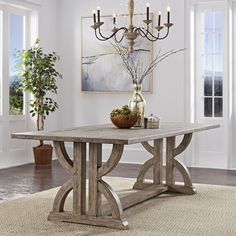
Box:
9;13;25;115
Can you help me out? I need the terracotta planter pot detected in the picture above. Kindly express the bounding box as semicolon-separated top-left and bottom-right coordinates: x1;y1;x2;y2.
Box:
33;145;53;166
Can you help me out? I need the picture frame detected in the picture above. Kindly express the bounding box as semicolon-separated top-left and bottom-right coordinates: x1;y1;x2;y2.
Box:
81;14;153;93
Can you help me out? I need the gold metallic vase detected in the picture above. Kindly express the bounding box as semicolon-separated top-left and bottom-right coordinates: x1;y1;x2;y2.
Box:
129;83;146;127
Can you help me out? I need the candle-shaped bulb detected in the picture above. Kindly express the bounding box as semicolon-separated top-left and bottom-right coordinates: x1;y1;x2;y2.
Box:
92;9;96;23
158;11;162;26
113;13;116;25
97;6;100;10
146;3;150;21
97;6;101;22
167;6;171;24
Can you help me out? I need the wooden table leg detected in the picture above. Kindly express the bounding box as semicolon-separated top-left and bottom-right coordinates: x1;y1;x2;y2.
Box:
88;143;102;216
73;142;86;215
166;137;175;186
92;143;129;229
95;143;168;228
48;142;128;230
48;141;87;220
166;134;196;194
133;139;163;190
153;139;163;185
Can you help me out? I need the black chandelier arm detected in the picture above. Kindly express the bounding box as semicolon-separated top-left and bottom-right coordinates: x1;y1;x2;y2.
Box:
98;27;113;40
95;30;110;41
136;27;159;40
96;26;128;41
143;28;160;40
136;26;162;40
156;27;170;40
135;27;170;42
134;26;149;38
114;33;125;43
135;28;160;42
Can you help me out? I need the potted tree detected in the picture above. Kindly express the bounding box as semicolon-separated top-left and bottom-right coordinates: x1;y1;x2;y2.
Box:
19;39;62;166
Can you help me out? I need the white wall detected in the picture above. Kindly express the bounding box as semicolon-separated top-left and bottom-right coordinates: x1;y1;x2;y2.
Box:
37;0;59;131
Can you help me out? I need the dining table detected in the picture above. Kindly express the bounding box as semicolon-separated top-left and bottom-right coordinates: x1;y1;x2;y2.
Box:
11;122;219;230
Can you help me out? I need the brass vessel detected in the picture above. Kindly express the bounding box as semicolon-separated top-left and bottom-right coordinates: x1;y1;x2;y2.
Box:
129;83;146;127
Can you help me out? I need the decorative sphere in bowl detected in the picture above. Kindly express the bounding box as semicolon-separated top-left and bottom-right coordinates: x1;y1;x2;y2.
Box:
110;105;138;129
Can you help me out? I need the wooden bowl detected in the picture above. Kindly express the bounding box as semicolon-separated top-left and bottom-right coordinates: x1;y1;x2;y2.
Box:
110;114;138;129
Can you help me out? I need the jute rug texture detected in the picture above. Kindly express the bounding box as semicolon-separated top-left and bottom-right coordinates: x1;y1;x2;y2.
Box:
0;177;235;236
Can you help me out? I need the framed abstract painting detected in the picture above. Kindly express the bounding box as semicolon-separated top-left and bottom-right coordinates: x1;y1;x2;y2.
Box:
81;14;153;92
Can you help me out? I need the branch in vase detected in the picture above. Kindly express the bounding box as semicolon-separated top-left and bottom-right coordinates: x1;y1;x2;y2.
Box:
140;48;186;83
111;41;186;84
113;44;134;79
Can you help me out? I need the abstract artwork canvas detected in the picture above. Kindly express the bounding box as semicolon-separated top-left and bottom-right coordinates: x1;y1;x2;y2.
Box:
81;14;153;92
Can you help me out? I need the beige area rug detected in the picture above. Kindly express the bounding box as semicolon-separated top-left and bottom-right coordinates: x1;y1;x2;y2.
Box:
0;177;236;236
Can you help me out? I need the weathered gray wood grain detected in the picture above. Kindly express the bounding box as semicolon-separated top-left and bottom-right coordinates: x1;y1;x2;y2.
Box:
48;212;129;230
88;143;102;217
13;122;219;230
73;142;86;215
153;139;163;185
11;123;219;145
102;185;168;216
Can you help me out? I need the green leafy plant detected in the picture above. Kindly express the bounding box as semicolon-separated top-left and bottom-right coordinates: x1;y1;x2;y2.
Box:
9;78;23;115
110;105;136;117
18;39;62;146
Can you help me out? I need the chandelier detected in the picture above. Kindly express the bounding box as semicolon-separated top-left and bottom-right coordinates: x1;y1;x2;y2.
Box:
91;0;173;53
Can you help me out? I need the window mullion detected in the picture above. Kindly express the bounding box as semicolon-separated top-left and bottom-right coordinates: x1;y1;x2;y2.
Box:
212;13;215;118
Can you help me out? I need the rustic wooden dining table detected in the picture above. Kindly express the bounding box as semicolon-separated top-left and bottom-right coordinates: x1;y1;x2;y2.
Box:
12;122;219;230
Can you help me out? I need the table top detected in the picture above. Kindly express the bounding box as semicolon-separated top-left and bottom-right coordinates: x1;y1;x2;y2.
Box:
11;122;219;145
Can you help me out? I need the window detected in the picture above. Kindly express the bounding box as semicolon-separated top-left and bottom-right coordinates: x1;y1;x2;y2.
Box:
201;11;224;118
0;3;37;166
192;2;229;168
9;13;25;115
0;5;29;117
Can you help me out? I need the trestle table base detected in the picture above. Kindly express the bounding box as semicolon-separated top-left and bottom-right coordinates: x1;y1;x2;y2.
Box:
48;133;196;229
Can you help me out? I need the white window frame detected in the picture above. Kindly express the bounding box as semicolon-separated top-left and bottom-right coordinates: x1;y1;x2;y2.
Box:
195;2;228;123
0;4;31;120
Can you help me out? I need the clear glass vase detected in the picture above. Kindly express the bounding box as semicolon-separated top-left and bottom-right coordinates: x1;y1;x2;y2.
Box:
129;82;146;127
